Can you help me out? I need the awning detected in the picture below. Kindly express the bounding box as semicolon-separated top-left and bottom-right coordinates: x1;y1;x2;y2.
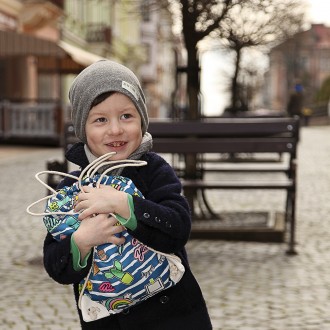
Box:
0;29;66;58
0;30;106;73
58;41;105;67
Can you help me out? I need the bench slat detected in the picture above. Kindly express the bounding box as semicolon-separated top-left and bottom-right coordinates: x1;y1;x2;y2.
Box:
152;138;297;153
181;179;294;190
149;118;299;137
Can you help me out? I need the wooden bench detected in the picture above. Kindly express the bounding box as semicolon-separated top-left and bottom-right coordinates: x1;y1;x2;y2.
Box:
47;117;300;254
148;117;300;254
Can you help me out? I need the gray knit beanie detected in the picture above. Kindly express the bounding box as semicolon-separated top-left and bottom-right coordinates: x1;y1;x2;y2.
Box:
69;60;149;143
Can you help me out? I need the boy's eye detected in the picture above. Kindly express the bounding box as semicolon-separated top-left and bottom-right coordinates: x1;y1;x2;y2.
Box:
96;117;107;123
121;113;132;120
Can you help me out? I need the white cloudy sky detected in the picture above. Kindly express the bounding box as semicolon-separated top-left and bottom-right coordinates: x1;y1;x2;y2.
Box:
306;0;330;25
201;0;330;116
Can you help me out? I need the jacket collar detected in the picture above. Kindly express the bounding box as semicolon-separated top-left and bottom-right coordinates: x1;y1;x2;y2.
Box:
65;142;89;169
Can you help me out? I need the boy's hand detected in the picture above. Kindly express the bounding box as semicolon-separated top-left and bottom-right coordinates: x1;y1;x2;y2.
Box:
73;214;125;259
75;185;129;220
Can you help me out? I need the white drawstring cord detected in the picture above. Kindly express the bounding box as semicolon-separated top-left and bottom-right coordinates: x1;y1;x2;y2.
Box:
89;159;146;179
96;160;147;188
35;171;80;195
26;171;79;216
83;152;116;180
26;152;147;216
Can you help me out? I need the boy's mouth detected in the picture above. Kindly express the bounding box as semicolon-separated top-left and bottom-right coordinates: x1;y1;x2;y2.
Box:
107;141;126;147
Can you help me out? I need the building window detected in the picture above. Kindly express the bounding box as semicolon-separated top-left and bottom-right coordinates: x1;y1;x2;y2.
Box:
141;0;151;22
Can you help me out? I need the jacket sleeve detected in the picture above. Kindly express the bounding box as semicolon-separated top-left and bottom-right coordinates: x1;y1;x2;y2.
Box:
128;153;192;254
43;232;92;285
43;171;92;285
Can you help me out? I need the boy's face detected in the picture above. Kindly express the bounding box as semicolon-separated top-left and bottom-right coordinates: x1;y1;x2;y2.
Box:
85;92;143;160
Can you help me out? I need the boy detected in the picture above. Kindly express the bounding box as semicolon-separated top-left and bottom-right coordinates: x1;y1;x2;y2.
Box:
43;60;212;329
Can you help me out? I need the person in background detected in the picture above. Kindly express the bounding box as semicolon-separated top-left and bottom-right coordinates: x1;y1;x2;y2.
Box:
286;83;304;117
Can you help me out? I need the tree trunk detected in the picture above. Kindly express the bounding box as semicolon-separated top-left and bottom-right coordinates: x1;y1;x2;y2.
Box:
183;47;200;216
180;0;205;217
186;49;200;120
230;48;242;114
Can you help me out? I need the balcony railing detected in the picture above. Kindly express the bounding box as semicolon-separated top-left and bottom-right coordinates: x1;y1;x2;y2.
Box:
0;101;60;144
86;24;112;44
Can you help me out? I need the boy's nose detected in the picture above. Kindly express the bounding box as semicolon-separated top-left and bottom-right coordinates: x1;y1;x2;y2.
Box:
107;121;123;135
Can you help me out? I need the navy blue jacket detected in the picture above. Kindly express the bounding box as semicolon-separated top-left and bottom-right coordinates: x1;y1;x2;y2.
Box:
43;143;212;330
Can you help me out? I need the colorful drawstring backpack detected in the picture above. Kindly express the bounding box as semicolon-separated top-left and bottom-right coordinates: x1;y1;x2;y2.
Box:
27;152;185;322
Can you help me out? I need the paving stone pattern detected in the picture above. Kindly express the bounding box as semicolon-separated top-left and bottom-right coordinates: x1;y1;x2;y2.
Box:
0;126;329;330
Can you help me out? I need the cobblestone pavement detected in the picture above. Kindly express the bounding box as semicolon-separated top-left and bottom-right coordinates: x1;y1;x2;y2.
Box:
0;125;330;330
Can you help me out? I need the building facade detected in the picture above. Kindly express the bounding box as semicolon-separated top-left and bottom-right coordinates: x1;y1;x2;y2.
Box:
0;0;68;144
0;0;177;144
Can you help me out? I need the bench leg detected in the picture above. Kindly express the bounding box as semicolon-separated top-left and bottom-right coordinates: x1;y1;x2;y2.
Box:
188;188;221;220
286;190;297;255
200;189;221;219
